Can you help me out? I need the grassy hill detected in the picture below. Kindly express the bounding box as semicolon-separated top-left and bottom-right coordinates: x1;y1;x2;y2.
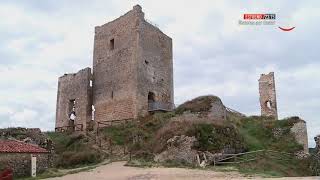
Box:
44;96;317;177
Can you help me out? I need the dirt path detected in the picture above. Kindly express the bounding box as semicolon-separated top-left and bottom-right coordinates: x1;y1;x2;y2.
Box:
46;161;318;180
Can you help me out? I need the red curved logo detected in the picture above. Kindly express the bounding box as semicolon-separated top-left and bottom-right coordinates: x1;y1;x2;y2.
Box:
278;26;295;31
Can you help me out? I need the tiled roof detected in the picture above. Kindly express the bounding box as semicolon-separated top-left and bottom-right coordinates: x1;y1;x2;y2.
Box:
0;140;48;153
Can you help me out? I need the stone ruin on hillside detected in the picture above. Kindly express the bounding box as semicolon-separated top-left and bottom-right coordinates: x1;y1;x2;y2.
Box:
259;72;278;120
315;135;320;154
55;5;174;131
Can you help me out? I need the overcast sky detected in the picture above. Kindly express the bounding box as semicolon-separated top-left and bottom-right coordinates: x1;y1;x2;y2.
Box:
0;0;319;147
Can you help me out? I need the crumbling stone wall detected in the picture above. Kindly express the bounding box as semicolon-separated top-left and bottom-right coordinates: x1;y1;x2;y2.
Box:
315;135;320;154
56;68;92;130
136;15;174;116
0;153;50;177
56;5;174;128
290;121;309;153
258;72;278;119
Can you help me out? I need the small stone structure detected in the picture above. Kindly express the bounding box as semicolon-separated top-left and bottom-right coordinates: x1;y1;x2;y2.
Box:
315;135;320;154
290;120;309;154
56;5;174;131
258;72;278;119
0;140;50;177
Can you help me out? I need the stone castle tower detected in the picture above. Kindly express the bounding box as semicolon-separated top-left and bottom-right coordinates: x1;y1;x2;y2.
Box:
56;5;174;131
258;72;278;119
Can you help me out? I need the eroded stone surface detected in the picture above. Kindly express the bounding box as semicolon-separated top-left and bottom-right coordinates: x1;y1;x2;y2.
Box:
258;72;278;120
56;68;92;130
56;5;174;130
290;120;309;154
154;135;198;165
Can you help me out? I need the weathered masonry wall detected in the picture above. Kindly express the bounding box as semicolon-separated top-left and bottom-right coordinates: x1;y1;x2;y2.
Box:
258;72;278;119
0;153;50;177
56;68;92;130
92;5;174;122
135;15;174;116
290;121;309;153
56;5;174;129
92;5;143;122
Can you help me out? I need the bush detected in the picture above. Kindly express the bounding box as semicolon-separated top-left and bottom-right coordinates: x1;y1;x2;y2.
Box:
46;132;103;168
238;116;303;153
186;123;246;153
57;150;102;168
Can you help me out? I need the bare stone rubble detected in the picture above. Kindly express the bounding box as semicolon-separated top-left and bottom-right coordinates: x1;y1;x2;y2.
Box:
56;5;174;131
154;135;229;167
154;135;198;165
258;72;278;119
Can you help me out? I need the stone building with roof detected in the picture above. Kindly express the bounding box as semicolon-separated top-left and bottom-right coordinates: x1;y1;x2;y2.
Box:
0;140;50;177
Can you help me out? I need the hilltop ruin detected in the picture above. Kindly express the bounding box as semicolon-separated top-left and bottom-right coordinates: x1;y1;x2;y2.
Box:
55;5;174;131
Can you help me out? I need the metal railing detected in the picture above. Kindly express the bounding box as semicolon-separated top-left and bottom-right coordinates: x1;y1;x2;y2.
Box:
200;150;295;167
55;124;83;132
148;101;173;112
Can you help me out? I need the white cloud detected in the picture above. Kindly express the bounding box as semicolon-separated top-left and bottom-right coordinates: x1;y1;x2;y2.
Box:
0;0;319;147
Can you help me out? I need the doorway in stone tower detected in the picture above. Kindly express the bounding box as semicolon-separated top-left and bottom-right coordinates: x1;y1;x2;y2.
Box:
148;92;155;111
68;99;76;131
266;100;272;111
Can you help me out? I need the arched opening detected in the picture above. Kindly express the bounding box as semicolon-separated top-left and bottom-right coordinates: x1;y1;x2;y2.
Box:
265;100;272;110
148;92;155;111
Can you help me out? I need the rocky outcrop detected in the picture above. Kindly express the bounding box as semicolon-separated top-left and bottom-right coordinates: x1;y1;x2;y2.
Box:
154;135;198;165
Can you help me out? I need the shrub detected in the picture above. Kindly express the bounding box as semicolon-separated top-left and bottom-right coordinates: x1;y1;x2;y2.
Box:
57;150;102;168
186;123;246;153
238;116;304;153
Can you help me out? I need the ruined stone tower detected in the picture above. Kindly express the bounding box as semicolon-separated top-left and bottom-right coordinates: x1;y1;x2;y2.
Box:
55;68;93;130
258;72;278;119
55;5;174;131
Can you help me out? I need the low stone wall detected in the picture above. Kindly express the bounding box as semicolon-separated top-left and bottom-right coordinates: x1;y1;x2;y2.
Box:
0;153;50;177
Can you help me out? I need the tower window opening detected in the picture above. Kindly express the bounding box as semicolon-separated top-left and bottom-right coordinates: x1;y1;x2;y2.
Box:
266;101;272;110
91;105;95;120
110;38;115;50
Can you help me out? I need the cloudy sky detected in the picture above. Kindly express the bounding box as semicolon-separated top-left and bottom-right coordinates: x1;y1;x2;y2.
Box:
0;0;319;147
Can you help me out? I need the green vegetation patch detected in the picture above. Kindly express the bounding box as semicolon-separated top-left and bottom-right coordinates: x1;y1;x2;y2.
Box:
238;116;303;153
186;123;246;153
237;153;312;177
46;132;103;168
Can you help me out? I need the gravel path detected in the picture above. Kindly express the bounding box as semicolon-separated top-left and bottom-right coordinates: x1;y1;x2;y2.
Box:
46;161;319;180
